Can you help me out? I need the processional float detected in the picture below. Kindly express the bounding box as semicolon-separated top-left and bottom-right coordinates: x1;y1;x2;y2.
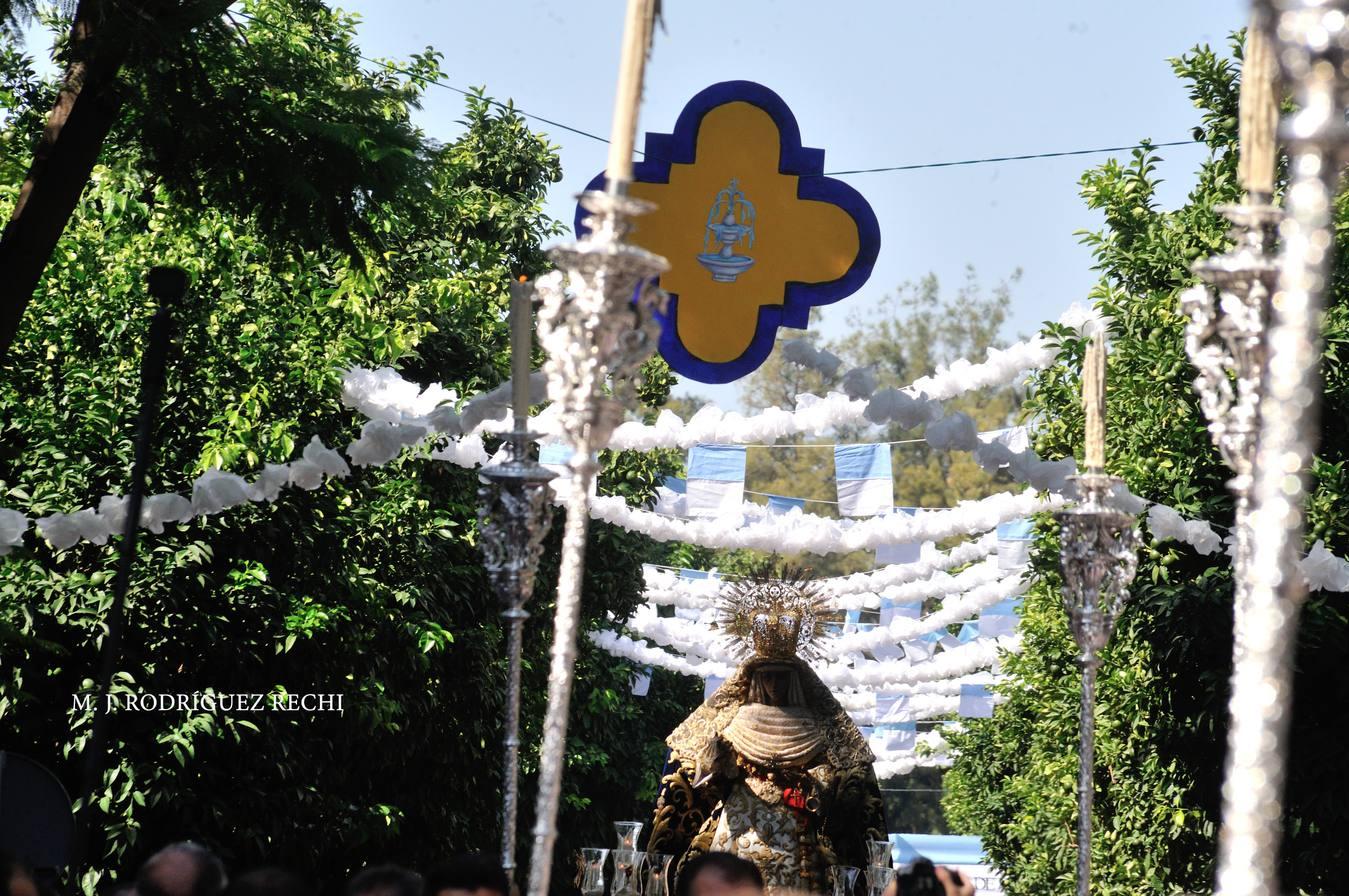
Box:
476;1;1349;895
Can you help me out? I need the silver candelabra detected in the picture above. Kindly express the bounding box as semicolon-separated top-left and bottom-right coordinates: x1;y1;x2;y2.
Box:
477;373;556;889
1212;4;1349;895
526;187;669;896
1055;470;1141;896
1181;198;1280;661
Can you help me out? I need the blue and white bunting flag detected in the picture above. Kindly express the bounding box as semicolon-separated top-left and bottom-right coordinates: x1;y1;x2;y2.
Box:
959;683;995;718
978;597;1023;638
870;720;918;752
997;517;1035;569
871;639;905;661
835;444;894;518
767;494;807;516
876;692;913;724
903;638;934;663
630;668;653;697
653;476;687;517
686;444;747;518
876;508;926;566
880;600;922;627
539;443;597;501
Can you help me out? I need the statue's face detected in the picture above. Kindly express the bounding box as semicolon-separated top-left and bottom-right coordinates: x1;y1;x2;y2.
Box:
756;668;794;707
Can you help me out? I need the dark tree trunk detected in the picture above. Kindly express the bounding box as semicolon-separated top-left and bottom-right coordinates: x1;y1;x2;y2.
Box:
0;0;128;363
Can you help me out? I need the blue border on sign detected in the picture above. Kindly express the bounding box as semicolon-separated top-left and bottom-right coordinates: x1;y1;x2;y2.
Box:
575;80;881;385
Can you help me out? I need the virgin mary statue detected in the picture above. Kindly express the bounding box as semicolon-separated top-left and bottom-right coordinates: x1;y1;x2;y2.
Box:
647;569;887;894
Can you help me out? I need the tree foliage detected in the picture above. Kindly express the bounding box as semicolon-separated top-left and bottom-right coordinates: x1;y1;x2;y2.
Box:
735;269;1024;577
944;37;1349;896
0;0;444;359
0;21;692;893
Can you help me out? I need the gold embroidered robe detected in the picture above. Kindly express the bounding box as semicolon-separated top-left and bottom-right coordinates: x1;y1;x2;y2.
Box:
648;658;887;895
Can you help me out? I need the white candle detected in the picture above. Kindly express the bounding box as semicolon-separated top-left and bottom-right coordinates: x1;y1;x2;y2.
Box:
605;0;654;186
510;278;531;424
1238;22;1279;199
1084;330;1106;471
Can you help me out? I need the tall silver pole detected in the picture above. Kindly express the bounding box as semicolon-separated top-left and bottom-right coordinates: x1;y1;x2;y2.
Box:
526;188;667;896
1214;5;1349;895
1074;660;1097;896
477;328;555;890
1056;469;1141;896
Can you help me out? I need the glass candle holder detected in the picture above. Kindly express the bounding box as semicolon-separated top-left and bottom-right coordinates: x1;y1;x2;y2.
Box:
614;821;644;852
864;865;895;896
579;848;610;896
613;849;643;896
867;840;893;868
830;865;861;896
643;853;673;896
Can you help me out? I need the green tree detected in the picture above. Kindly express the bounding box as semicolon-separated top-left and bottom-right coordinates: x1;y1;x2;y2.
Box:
838;267;1023;508
0;23;690;894
735;269;1024;575
944;37;1349;896
0;0;435;360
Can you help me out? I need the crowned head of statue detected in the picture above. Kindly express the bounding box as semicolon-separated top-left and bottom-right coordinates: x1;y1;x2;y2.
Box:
713;565;833;768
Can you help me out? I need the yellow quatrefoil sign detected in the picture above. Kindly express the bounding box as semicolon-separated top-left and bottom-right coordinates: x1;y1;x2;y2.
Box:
577;81;880;384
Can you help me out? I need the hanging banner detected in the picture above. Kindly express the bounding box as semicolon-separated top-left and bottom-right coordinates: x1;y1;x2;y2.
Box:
577;80;880;384
834;444;894;518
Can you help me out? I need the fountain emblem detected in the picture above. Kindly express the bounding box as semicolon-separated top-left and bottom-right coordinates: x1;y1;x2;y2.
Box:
697;178;757;282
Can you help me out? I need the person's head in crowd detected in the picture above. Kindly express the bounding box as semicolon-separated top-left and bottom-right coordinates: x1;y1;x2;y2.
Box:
346;866;422;896
225;869;311;896
423;855;509;896
136;842;228;896
674;854;763;896
881;859;974;896
1;852;38;896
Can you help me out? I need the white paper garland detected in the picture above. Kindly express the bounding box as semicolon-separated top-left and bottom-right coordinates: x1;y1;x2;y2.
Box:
825;555;1010;613
816;532;1000;596
589;626;1019;693
823;570;1028;655
621;566;1023;666
585;489;1058;556
341;305;1099;454
846;693;967;725
813;636;1021;689
873;753;954;778
833;674;998;706
638;544;1007;612
28;436;352;551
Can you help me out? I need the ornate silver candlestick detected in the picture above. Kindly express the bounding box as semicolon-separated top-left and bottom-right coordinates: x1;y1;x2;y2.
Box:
478;405;555;888
1212;4;1349;895
1055;470;1140;896
525;187;668;896
1181;201;1279;652
1181;15;1282;663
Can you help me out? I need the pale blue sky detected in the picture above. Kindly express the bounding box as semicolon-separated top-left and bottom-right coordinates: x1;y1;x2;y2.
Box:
335;1;1246;407
29;1;1249;407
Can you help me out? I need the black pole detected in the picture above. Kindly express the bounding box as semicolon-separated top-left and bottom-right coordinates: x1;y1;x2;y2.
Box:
69;267;187;892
